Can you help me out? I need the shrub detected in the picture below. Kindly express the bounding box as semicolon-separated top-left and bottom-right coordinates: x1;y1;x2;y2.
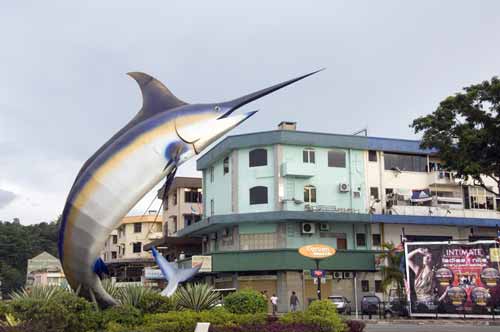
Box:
0;302;10;320
138;292;176;314
142;308;266;332
223;289;267;314
10;292;99;332
175;283;221;312
101;305;143;327
280;300;345;332
9;285;68;303
210;322;324;332
117;284;158;307
345;320;365;332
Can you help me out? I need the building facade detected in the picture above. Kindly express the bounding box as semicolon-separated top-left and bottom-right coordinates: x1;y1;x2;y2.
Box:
102;213;163;282
26;251;67;288
175;122;500;313
158;177;203;236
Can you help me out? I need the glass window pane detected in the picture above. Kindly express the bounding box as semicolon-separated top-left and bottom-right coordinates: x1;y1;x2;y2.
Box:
328;150;346;168
249;149;268;167
250;186;268;205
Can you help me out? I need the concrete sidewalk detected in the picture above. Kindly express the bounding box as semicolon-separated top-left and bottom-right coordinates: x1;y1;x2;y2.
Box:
363;319;500;326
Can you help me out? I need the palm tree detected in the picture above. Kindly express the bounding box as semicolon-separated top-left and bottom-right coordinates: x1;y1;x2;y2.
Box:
377;242;405;301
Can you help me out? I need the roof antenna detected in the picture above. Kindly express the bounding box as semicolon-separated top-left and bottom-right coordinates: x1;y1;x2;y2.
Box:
352;128;368;136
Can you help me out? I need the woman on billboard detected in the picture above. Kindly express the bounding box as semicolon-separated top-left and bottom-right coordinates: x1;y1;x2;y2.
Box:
408;248;437;310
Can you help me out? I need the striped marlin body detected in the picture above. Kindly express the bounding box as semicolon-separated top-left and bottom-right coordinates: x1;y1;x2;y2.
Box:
58;70;322;307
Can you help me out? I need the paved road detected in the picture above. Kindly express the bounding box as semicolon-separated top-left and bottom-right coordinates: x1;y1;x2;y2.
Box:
366;323;499;332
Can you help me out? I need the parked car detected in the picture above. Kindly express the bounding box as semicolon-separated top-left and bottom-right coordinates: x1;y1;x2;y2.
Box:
361;295;381;316
328;295;352;314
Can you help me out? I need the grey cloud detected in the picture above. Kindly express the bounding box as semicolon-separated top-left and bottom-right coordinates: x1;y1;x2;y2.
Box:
0;189;17;209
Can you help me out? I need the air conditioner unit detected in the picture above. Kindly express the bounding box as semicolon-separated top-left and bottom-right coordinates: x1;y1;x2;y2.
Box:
338;183;350;192
301;222;315;234
343;272;353;279
319;223;329;232
333;271;343;279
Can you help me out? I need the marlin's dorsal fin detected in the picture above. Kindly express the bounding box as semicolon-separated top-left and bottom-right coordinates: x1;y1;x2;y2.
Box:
127;72;187;117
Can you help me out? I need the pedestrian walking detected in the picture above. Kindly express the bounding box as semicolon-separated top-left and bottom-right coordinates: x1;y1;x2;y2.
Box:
270;293;279;315
289;291;299;312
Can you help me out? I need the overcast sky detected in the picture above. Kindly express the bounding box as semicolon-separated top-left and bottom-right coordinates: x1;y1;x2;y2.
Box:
1;1;500;224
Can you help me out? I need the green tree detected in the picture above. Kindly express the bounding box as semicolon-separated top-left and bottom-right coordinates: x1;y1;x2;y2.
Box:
411;76;500;196
377;242;405;300
0;218;60;296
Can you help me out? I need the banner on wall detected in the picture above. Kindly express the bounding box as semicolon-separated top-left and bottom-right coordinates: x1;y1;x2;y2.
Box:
405;241;500;317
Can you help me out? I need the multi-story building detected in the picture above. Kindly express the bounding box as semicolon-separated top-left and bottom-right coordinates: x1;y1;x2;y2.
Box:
102;213;163;282
26;251;67;288
144;177;203;261
174;121;500;312
158;177;203;236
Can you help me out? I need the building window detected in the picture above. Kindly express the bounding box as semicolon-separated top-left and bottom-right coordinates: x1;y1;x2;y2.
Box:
133;223;142;233
304;185;317;203
112;235;117;244
184;214;202;227
249;186;268;205
133;242;142;253
210;199;214;216
173;192;178;205
356;233;366;247
328;150;346;168
368;150;377;162
210;166;214;183
223;157;229;174
372;234;381;247
361;280;370;292
303;148;315;163
172;216;177;233
111;251;117;259
384;153;427;172
469;187;495;210
375;280;383;293
249;148;268;167
370;187;379;200
184;188;202;203
336;236;347;250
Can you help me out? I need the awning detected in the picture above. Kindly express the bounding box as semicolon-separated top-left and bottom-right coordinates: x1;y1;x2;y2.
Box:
411;189;432;202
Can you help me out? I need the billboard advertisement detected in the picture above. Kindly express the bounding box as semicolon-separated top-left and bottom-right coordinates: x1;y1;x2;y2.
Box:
405;240;500;317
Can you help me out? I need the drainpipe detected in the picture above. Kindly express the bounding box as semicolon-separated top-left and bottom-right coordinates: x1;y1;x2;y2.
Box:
348;149;353;210
354;272;359;319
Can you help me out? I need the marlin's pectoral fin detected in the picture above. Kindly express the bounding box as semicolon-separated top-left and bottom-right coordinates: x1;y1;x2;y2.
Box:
127;72;188;117
93;257;109;277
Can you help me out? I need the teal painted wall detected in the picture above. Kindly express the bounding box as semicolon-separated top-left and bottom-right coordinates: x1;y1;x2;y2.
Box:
285;222;359;249
239;223;277;234
204;154;232;216
281;145;366;212
237;146;275;213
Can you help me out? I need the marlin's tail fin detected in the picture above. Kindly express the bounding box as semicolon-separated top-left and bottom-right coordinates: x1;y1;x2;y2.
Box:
151;246;201;297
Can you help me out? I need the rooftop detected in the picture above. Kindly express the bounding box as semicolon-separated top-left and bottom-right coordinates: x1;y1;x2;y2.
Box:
196;129;435;170
157;176;202;198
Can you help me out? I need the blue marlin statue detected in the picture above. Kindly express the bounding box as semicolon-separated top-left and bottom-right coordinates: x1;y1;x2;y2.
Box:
58;69;322;307
151;247;202;297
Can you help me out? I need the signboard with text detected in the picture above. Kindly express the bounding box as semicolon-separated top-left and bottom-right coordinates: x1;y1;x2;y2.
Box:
298;244;336;260
405;241;500;317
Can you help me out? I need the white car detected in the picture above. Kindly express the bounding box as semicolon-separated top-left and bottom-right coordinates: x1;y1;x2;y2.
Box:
328;295;352;314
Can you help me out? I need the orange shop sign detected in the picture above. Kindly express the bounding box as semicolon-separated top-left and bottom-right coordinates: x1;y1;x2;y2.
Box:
298;244;336;259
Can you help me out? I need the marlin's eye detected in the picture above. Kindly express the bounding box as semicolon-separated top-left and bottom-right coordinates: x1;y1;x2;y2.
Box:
214;105;221;112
